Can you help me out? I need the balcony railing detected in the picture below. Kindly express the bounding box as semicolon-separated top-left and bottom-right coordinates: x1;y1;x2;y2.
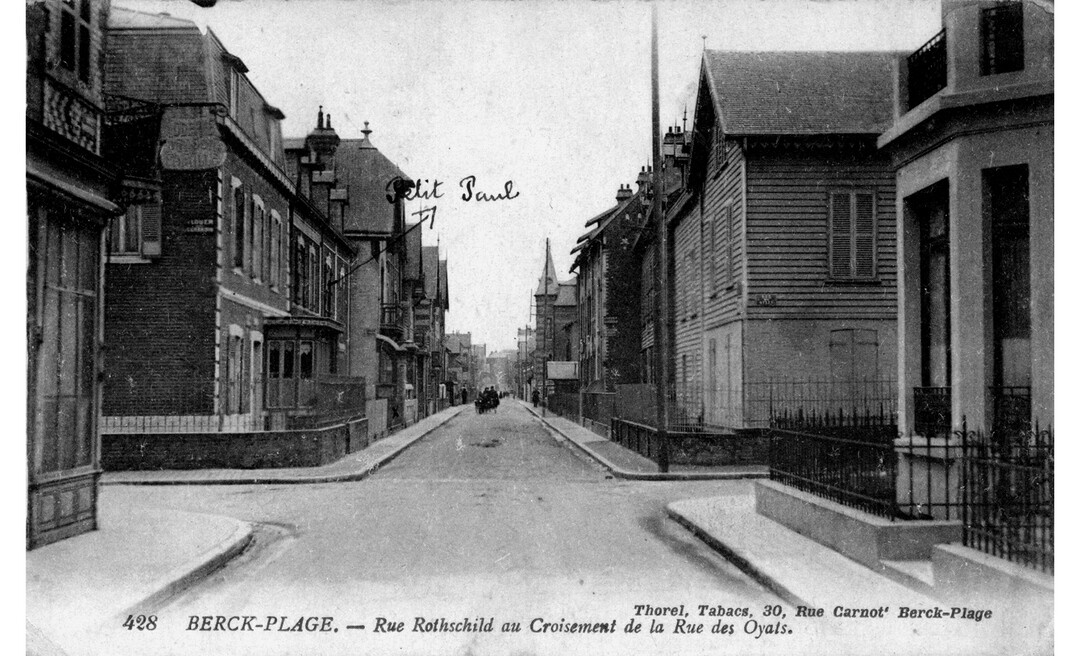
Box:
907;29;947;109
913;386;951;438
991;385;1032;435
380;303;403;336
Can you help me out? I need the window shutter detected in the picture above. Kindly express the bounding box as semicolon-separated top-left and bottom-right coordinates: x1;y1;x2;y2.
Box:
725;204;735;283
854;192;876;278
829;192;852;278
141;203;162;257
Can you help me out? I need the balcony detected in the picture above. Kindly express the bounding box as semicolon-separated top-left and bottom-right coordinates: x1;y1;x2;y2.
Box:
379;303;405;340
991;385;1031;435
41;76;102;154
907;29;947;110
913;386;951;438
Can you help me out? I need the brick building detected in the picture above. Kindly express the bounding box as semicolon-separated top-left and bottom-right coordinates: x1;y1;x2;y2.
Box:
287;119;416;435
533;242;578;400
572;175;653;393
98;10;364;469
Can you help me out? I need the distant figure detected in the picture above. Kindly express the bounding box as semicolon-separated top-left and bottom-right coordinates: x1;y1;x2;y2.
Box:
461;388;468;405
531;389;540;407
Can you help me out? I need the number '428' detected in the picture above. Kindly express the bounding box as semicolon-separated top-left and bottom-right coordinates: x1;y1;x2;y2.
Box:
122;615;157;631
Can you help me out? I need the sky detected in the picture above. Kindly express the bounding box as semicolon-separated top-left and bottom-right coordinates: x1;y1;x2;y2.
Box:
112;0;943;351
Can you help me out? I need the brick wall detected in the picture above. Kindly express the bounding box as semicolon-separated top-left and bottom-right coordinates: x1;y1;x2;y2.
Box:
102;416;369;470
103;169;218;416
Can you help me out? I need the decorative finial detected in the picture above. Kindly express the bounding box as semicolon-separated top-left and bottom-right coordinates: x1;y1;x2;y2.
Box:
317;105;324;129
361;121;372;138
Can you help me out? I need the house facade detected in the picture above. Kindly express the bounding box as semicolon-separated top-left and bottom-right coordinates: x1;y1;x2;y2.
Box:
533;243;579;399
878;0;1053;437
27;0;122;547
573;179;650;393
99;11;363;469
674;50;901;429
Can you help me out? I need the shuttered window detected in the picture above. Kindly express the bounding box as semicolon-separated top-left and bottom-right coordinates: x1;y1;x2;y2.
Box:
109;204;161;258
829;190;876;279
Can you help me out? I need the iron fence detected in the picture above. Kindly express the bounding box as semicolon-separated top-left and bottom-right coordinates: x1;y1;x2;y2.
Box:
102;374;365;433
907;28;947;108
769;428;899;518
913;386;951;437
582;392;616;435
614;384;657;427
769;415;1054;573
547;392;579;419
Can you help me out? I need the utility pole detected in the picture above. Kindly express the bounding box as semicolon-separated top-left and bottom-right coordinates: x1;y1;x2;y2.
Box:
650;2;670;472
541;238;551;419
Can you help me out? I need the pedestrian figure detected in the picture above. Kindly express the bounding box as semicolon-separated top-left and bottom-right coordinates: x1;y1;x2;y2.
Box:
461;388;468;405
531;389;540;407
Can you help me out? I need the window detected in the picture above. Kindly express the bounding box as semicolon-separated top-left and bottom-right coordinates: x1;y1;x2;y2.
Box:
713;204;735;290
59;0;92;84
252;202;264;280
981;3;1024;76
269;211;281;289
109;204;161;258
225;333;243;414
232;185;244;269
299;341;314;379
246;195;258;273
829;190;876;279
323;256;333;316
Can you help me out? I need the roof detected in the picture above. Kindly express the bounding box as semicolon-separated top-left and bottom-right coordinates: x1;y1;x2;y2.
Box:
404;222;423;281
702;50;897;135
439;260;449;311
535;242;560;296
422;246;440;299
333;137;410;235
109;7;199;30
554;281;577;307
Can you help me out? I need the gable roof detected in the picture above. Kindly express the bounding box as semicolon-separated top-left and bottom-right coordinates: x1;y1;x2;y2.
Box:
702;50;897;136
404;222;423;281
554;281;577;307
333;137;410;236
422;246;440;299
439;260;449;311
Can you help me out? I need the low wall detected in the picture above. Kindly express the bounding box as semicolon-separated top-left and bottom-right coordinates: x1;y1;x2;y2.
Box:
366;399;389;439
755;480;961;568
102;416;369;470
610;418;769;466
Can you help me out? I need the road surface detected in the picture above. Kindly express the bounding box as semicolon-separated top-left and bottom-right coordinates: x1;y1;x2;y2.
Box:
102;401;778;655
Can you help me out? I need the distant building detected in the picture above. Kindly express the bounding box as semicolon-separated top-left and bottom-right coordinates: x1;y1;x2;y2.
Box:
533;242;578;399
287;117;415;435
878;0;1053;436
572;173;654;393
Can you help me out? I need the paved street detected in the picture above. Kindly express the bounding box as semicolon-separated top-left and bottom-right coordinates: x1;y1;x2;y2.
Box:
97;401;777;656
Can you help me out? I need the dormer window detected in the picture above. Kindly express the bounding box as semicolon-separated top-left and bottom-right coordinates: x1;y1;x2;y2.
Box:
981;3;1024;76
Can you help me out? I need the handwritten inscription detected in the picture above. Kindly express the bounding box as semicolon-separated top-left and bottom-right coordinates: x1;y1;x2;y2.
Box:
385;176;520;204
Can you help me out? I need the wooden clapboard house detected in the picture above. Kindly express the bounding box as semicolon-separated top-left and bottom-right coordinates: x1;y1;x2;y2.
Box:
672;50;900;429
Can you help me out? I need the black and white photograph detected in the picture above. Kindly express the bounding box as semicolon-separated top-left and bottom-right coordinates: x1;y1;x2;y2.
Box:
23;0;1055;654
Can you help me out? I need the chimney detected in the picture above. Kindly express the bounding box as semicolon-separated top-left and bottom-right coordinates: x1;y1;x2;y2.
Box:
635;166;650;192
616;183;632;203
306;105;340;159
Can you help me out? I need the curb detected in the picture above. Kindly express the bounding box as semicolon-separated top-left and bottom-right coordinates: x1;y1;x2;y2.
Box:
519;401;768;481
102;406;466;486
665;503;807;608
116;513;256;619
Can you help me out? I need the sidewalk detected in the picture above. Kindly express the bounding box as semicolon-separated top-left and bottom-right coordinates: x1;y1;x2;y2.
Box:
101;403;466;485
666;495;937;608
520;400;768;480
27;496;254;655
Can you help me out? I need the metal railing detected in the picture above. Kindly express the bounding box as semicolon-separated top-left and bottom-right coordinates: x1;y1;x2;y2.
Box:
582;391;616;434
907;29;947;109
770;428;899;518
913;386;951;437
991;385;1032;433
